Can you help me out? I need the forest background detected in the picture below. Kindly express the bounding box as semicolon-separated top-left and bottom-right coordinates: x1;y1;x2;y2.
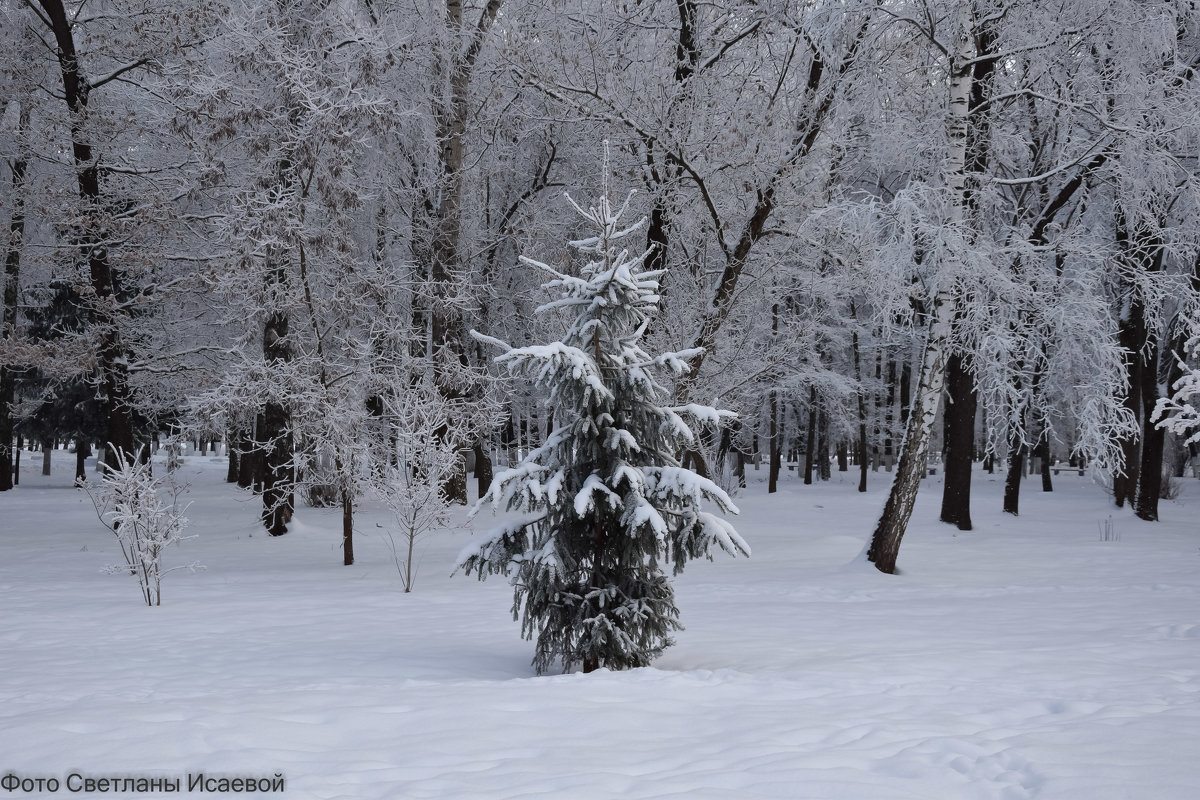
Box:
3;0;1200;578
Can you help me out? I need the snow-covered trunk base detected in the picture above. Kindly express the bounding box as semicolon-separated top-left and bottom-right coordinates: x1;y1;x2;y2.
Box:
868;290;954;575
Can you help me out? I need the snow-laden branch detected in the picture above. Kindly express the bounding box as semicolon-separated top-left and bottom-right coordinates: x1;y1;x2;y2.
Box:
989;134;1113;186
89;57;156;91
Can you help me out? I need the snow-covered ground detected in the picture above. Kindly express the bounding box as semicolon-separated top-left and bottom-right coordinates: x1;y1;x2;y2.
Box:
1;449;1197;799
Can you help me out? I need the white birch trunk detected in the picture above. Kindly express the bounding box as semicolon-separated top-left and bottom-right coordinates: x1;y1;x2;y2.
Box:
867;2;976;574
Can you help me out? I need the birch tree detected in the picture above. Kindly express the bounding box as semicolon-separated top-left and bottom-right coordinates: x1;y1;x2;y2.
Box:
865;1;979;574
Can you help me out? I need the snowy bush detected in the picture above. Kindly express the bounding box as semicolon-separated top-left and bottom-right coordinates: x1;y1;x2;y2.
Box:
1155;321;1200;447
85;447;200;606
458;180;748;674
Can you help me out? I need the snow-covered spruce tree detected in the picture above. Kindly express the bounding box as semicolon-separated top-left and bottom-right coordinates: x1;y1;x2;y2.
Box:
457;184;749;675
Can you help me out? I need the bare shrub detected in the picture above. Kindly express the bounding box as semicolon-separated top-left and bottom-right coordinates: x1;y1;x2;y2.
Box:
85;447;201;606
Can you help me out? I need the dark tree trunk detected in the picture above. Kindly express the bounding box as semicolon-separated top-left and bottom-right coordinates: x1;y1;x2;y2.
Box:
41;439;52;476
226;434;240;483
818;411;831;481
75;442;90;485
938;18;999;528
1134;342;1164;520
1116;208;1166;518
684;443;711;479
1111;209;1166;510
767;301;781;493
804;388;817;486
259;405;293;536
1038;426;1053;493
857;434;868;492
717;423;732;480
1003;434;1026;515
940;353;976;530
260;295;293;533
768;391;780;494
500;412;515;464
645;182;671;279
341;487;354;566
851;324;868;493
238;442;256;489
473;438;493;498
440;448;468;505
837;440;848;472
